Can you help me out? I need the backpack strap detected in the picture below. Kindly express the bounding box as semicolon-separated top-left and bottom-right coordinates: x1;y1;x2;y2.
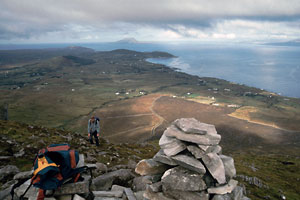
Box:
47;144;70;152
37;189;45;200
69;150;77;169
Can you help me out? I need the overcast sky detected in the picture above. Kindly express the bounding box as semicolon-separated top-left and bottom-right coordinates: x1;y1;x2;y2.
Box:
1;0;300;44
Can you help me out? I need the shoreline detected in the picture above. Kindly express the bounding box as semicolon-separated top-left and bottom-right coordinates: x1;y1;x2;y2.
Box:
146;55;300;99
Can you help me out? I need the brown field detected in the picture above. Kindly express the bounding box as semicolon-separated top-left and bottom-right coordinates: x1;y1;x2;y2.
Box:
72;94;300;156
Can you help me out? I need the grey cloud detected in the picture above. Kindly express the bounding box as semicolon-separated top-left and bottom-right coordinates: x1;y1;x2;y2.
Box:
0;0;300;41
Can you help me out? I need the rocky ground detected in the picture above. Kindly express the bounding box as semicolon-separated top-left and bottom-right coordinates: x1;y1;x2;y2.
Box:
0;118;299;200
0;118;252;200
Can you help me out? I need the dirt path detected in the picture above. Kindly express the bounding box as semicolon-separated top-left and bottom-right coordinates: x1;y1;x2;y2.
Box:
150;95;167;136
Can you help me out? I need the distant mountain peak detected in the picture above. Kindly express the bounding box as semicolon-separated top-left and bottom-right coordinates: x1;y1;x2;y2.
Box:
116;37;140;44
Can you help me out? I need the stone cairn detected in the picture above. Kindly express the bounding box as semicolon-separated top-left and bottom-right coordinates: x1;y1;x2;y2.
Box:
135;118;250;200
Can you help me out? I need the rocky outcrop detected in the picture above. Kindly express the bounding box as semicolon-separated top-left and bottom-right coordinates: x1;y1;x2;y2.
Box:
135;118;250;200
0;118;250;200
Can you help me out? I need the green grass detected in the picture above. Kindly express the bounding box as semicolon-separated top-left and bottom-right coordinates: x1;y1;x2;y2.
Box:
233;152;300;200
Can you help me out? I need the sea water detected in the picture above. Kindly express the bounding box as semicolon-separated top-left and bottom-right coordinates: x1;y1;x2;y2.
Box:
1;42;300;98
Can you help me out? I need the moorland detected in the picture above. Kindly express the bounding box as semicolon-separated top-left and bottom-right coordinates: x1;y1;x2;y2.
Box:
0;46;299;199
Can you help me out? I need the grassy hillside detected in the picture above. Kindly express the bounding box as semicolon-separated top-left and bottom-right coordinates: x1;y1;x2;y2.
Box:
0;47;300;199
0;120;299;199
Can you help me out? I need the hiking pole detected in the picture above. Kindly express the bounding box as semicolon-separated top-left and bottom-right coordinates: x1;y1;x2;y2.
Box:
18;180;33;200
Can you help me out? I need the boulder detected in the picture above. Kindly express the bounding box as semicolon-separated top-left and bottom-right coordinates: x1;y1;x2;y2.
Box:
164;125;221;146
208;179;238;195
163;189;209;200
171;154;206;174
135;159;169;176
134;191;145;200
132;176;155;192
220;155;236;180
13;170;33;180
159;134;186;156
54;179;90;195
92;169;134;191
127;159;138;169
95;162;108;174
147;181;162;193
187;145;205;159
153;150;178;166
161;166;206;191
0;165;20;181
174;118;217;135
202;153;226;184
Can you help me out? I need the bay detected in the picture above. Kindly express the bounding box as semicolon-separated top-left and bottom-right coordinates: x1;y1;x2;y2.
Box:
1;42;299;98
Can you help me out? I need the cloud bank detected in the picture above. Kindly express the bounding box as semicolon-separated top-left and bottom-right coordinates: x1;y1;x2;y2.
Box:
1;0;300;43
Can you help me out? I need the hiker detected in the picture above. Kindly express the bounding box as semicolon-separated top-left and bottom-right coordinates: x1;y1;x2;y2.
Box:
88;116;100;146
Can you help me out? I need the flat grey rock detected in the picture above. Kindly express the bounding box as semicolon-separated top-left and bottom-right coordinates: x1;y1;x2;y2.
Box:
161;166;206;191
230;186;244;200
159;133;186;156
207;145;222;154
124;188;136;200
220;155;236;180
135;159;169;176
212;194;231;200
153;150;178;166
164;125;221;146
132;175;154;192
208;179;238;194
202;153;226;184
13;170;33;180
92;169;134;191
92;191;123;198
171;154;206;174
0;185;13;200
15;179;39;199
111;185;126;192
187;145;205;159
174;118;217;135
54;180;90;195
76;154;85;168
198;144;210;151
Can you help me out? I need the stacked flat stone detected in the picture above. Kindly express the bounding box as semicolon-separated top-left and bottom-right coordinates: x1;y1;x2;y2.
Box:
135;118;250;200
